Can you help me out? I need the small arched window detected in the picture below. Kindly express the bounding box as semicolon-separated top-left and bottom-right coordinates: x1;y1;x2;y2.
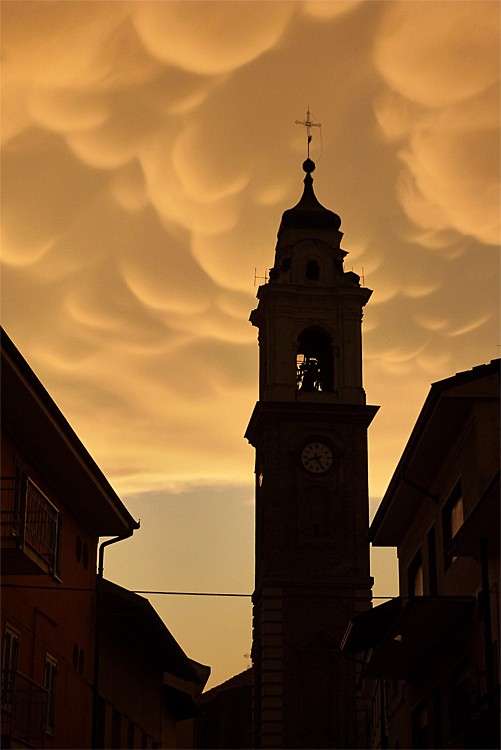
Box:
305;259;320;281
296;327;334;392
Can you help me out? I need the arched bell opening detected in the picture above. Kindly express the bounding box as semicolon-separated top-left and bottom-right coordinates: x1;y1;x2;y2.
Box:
305;259;320;281
296;327;334;392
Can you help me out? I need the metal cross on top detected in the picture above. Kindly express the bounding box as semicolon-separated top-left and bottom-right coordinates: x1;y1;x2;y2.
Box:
295;107;321;158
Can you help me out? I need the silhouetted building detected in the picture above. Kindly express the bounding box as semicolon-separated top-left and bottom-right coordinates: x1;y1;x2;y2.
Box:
1;328;209;748
1;328;139;748
194;669;252;748
245;158;378;748
97;580;209;749
343;359;500;749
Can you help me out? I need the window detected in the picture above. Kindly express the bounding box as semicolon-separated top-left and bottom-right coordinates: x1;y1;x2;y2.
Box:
443;480;464;567
96;695;106;749
408;550;424;597
112;707;122;748
427;526;438;596
305;259;320;281
44;655;57;735
448;662;471;740
78;648;85;675
82;542;89;570
411;701;429;748
296;327;333;392
431;686;444;749
14;465;62;578
2;626;19;712
128;719;135;749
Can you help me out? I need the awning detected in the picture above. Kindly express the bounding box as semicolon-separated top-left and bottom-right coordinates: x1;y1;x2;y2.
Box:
342;596;476;679
341;597;402;654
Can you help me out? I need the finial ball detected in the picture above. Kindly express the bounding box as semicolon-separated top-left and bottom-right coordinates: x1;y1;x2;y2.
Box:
303;158;316;174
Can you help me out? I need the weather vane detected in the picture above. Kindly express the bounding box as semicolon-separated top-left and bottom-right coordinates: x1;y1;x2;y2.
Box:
295;107;321;159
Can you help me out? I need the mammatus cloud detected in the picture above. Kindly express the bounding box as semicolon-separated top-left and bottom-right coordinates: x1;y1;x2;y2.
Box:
132;1;293;75
374;3;499;108
373;1;500;247
1;0;498;693
302;1;364;21
398;124;499;245
1;0;499;497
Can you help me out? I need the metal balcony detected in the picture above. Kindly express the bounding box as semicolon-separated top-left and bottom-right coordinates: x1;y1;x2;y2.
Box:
1;669;47;749
1;472;61;577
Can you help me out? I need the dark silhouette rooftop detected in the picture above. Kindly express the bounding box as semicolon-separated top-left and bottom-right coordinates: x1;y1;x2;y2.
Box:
280;158;341;232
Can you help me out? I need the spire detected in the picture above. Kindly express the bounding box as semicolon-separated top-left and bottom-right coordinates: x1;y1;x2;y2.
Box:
279;157;341;232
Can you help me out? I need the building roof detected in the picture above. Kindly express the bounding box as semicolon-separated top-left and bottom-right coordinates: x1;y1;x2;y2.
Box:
199;668;253;702
100;579;210;687
369;359;500;547
1;327;139;536
279;159;341;233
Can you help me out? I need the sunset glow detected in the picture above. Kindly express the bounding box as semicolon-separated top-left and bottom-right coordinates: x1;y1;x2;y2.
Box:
1;0;499;687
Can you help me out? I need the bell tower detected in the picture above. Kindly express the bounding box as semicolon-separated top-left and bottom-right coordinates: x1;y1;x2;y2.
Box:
245;157;378;749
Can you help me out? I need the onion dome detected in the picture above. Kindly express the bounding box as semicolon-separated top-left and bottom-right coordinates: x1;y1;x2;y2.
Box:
279;159;341;232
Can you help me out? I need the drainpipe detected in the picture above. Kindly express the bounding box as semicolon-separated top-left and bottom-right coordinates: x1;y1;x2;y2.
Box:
91;526;139;749
380;679;388;750
479;537;495;707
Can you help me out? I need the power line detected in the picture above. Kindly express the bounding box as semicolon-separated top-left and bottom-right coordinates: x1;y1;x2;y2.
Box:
1;582;397;599
136;590;250;597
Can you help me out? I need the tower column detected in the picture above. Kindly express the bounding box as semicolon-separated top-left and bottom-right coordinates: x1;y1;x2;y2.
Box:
253;587;284;748
247;157;378;749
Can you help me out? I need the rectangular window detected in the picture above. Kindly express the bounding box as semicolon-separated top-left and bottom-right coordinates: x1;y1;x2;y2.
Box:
450;498;464;538
448;663;471;740
14;464;63;578
443;480;464;567
2;626;20;712
408;549;424;597
427;526;438;596
128;719;135;749
411;700;429;748
112;707;122;749
44;655;57;735
96;696;106;750
431;686;443;749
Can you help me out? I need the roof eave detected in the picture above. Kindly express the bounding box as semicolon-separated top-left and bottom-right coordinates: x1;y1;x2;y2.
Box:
1;328;138;536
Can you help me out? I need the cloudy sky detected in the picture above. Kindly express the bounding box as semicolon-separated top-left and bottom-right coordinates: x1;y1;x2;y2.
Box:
2;0;499;688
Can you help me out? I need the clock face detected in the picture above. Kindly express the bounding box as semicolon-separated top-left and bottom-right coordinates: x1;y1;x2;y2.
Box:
301;441;333;474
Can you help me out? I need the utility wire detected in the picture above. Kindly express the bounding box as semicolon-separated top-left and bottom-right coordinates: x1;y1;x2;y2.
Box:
1;582;397;599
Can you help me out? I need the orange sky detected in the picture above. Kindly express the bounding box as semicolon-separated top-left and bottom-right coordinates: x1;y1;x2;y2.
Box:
1;0;499;688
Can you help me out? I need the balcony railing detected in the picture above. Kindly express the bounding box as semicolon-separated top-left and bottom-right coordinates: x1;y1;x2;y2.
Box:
1;669;47;748
1;472;61;577
464;685;501;748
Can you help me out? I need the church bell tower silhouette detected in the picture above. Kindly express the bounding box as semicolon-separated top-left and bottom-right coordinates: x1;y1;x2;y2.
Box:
245;148;378;749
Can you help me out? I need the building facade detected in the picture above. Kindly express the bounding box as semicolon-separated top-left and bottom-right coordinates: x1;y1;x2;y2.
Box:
343;359;500;749
245;158;378;748
1;328;140;749
97;580;210;750
1;329;208;749
194;669;253;749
